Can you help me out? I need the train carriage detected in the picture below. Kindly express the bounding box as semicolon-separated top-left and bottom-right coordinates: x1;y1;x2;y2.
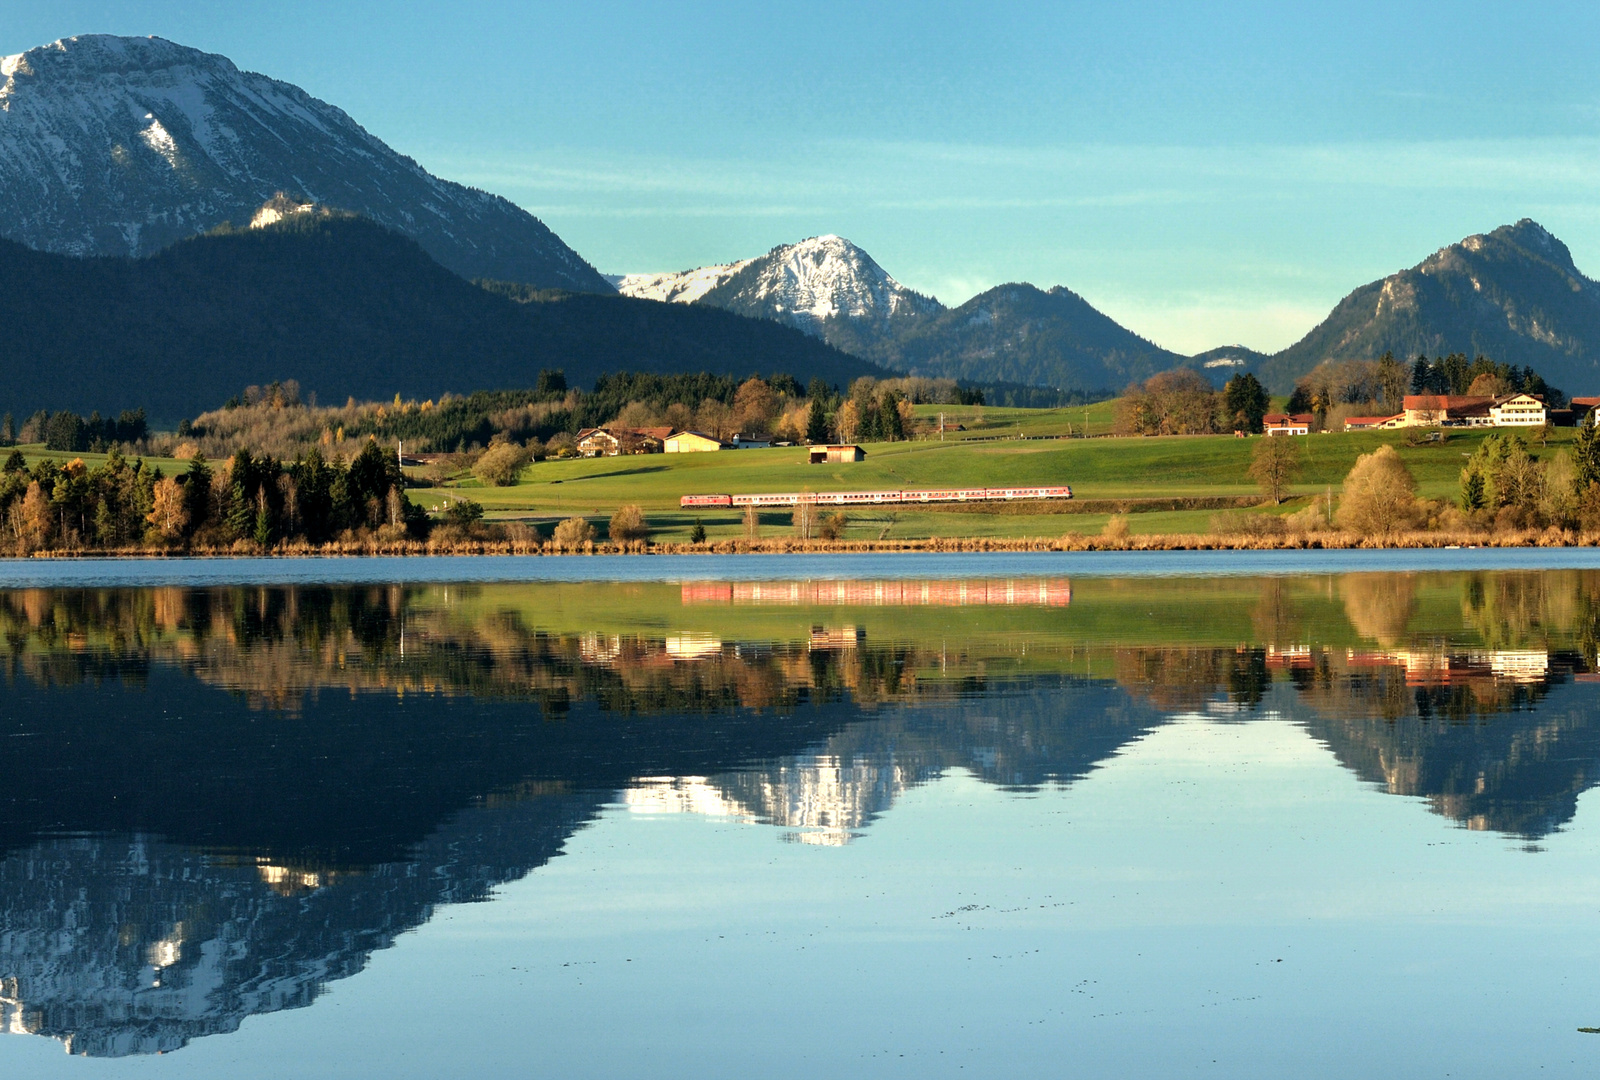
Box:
682;486;1070;509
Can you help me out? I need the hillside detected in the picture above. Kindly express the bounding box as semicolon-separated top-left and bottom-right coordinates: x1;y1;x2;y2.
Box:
0;34;610;291
882;283;1187;391
0;212;888;421
1261;219;1600;392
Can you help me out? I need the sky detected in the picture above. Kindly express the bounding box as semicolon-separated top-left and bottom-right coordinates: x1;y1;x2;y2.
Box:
9;1;1600;354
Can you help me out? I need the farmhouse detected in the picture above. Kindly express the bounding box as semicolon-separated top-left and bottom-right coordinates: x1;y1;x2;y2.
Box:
576;426;673;457
664;431;725;453
1343;414;1402;431
1401;395;1493;427
1263;413;1313;436
809;444;866;463
1399;394;1547;428
1488;393;1547;427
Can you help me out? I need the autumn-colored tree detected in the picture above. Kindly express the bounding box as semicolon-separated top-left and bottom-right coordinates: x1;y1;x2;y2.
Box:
147;476;189;540
1115;369;1219;435
732;377;777;435
1466;372;1513;397
608;504;648;543
1336;445;1419;534
833;400;861;443
696;399;733;441
473;442;530;486
16;481;53;551
552;516;595;550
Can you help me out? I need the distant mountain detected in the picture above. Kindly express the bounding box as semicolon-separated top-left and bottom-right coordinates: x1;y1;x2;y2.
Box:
0;34;610;291
618;235;942;355
1260;219;1600;392
0;210;887;421
883;283;1187;391
616;238;1189;392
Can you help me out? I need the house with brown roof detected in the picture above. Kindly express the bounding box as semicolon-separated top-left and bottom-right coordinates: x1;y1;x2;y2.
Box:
1401;395;1493;427
576;426;673;456
1343;414;1402;431
1263;413;1313;436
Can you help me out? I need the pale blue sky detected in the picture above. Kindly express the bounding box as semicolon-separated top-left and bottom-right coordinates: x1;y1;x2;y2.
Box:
10;2;1600;352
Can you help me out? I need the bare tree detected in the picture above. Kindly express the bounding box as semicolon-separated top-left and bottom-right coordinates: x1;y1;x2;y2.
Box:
1248;437;1301;503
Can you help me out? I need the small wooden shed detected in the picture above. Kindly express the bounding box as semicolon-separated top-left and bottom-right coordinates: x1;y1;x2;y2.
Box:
809;444;865;463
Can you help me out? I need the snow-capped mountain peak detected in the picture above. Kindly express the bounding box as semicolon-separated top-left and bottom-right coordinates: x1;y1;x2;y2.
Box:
0;34;610;291
613;234;942;345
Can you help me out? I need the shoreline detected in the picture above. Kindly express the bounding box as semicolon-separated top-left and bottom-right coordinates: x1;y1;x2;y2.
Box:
7;527;1598;560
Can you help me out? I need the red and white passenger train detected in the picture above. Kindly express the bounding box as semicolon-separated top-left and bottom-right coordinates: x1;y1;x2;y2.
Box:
680;486;1072;509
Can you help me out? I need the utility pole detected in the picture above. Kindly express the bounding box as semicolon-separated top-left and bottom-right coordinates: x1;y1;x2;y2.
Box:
939;412;944;442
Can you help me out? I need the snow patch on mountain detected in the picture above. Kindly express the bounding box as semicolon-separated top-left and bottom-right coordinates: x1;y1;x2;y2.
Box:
612;259;752;304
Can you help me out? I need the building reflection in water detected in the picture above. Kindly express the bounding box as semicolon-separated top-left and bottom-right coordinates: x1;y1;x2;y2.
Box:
2;571;1600;1055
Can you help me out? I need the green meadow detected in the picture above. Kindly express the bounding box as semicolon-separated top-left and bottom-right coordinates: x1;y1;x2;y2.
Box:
7;403;1572;544
422;416;1570;542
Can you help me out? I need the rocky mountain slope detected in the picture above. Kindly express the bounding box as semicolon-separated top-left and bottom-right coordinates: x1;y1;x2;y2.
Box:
0;34;610;291
0;210;885;420
1260;219;1600;392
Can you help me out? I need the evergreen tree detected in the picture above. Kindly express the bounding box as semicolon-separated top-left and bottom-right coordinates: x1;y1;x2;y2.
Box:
182;454;212;533
1460;469;1486;511
806;398;829;443
880;395;904;441
253;496;275;548
1222;373;1270;433
226;480;254;540
1410;357;1431;394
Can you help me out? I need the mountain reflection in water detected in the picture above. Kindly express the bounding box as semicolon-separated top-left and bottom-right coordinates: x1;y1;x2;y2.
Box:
2;570;1599;1056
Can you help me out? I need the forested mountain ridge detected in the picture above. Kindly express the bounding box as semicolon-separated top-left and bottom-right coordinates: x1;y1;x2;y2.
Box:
879;283;1188;391
0;212;888;421
0;34;610;291
1260;220;1600;392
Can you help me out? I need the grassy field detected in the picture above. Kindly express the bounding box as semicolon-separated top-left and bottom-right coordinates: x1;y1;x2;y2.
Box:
419;419;1569;543
8;404;1570;545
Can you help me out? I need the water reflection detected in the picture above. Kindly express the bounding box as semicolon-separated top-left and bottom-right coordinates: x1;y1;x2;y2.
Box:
2;571;1600;1056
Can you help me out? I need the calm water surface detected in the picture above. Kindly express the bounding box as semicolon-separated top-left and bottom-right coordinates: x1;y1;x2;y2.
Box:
3;554;1600;1077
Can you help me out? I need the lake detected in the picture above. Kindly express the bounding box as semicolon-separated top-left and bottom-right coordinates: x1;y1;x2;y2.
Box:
3;552;1600;1077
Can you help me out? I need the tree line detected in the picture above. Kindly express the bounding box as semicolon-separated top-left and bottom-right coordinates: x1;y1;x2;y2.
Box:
0;408;149;452
0;439;428;553
1117;353;1567;437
